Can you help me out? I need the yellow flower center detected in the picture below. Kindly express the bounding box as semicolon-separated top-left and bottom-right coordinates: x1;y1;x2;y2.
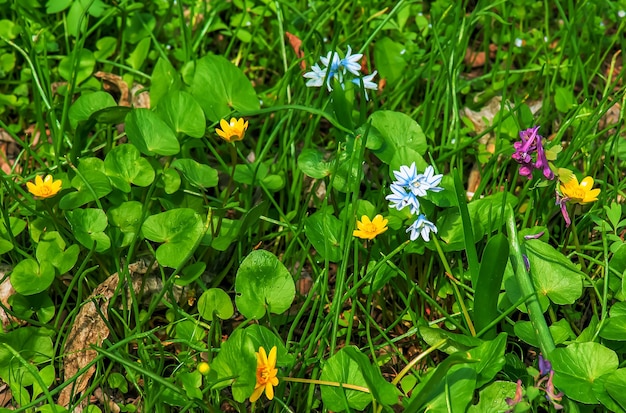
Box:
570;188;586;201
257;366;271;384
362;222;378;234
40;186;54;196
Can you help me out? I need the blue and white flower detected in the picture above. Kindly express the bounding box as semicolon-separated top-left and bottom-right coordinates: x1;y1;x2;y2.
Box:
411;165;444;197
406;214;438;242
392;162;419;187
304;45;376;95
303;63;327;88
386;183;420;215
341;45;363;76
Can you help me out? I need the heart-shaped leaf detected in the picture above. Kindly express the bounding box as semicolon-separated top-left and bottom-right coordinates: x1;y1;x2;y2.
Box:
197;288;234;321
320;347;371;411
60;157;112;210
69;91;117;129
171;159;218;189
368;110;427;163
234;250;295;319
107;201;143;247
10;259;56;295
208;328;256;402
156;90;206;138
104;143;155;192
125;108;180;156
35;231;80;274
190;54;260;121
304;208;342;262
141;208;205;268
65;208;111;252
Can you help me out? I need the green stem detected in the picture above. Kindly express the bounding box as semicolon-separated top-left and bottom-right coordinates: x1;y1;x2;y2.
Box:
506;207;555;355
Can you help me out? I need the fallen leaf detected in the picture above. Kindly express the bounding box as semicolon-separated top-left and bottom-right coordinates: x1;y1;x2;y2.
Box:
286;32;306;70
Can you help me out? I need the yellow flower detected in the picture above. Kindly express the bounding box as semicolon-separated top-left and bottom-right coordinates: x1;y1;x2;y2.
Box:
26;174;62;199
197;362;210;376
215;117;248;143
250;346;279;402
353;214;388;240
559;175;600;204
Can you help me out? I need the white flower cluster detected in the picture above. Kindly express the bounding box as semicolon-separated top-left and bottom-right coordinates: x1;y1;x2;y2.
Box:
303;46;378;99
385;163;443;241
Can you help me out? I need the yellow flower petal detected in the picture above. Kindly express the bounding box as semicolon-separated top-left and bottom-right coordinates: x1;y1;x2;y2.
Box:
27;174;62;199
353;214;388;240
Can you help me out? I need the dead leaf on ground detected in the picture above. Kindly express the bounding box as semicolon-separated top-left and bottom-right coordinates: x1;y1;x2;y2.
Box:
0;266;22;329
286;32;306;70
94;72;150;108
58;260;157;407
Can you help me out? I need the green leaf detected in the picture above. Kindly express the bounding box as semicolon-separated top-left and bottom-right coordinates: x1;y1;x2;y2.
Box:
161;168;181;194
69;91;117;129
0;217;26;254
197;288;234;321
468;381;519;413
554;86;574;113
605;369;626;411
245;324;294;367
514;318;574;346
190;54;260;122
125;109;180;156
465;333;507;387
156;90;206;138
373;37;407;84
418;325;483;355
60;157;112;209
175;262;206;286
175;320;206;343
342;347;400;407
297;149;331;179
58;49;95;83
94;37;117;60
125;37;150;70
107;201;143;247
234;250;295;319
550;342;618;404
141;209;204;268
10;259;55;296
599;316;626;341
66;208;111;252
0;327;53;385
10;292;55;324
104;144;155;192
208;328;256;402
320;347;371;411
367;110;427;163
150;57;181;108
171;159;218;189
474;234;509;338
35;231;79;274
304;208;342;262
526;239;583;304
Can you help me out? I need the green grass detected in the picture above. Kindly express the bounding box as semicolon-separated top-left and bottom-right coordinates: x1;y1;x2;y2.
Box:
0;0;625;412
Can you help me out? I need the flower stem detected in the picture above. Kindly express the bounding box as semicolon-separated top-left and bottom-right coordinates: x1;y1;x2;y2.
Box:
282;377;370;394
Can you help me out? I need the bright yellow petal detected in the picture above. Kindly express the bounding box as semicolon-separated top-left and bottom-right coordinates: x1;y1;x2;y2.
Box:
220;119;230;130
353;229;367;239
35;175;44;186
583;188;601;203
258;347;268;365
26;182;37;193
50;180;63;193
43;174;54;184
579;176;594;189
265;382;274;400
249;385;265;402
267;346;277;369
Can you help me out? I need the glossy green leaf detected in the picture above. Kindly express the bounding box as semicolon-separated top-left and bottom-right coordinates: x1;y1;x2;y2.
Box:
468;381;520;413
190;54;260;122
297;149;331;179
465;333;507;387
373;37;407;84
474;233;509;338
245;325;294;367
514;318;574;346
320;347;371;411
94;37;117;60
0;326;53;385
10;259;55;296
175;262;206;286
175;320;206;343
107;201;143;248
104;144;155;192
605;369;626;411
10;292;55;324
342;347;400;407
156;90;206;138
304;208;342;262
197;288;234;321
60;158;112;209
234;250;295;319
35;231;79;274
125;108;180;156
58;49;95;83
208;328;256;402
125;37;150;70
141;208;204;268
150;57;181;108
171;159;218;189
550;342;618;404
526;239;583;304
367;110;427;163
599;316;626;341
0;217;26;254
69;91;117;129
65;208;111;252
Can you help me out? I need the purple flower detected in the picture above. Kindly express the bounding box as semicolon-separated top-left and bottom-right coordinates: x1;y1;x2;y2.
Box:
505;379;524;412
556;192;571;227
545;371;564;410
512;126;554;180
538;354;552;376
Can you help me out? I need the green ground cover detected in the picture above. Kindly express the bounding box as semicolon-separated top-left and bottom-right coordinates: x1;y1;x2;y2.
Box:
1;0;626;411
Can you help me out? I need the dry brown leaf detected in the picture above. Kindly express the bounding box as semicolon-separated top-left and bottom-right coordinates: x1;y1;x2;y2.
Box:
95;71;130;107
0;383;12;408
0;266;21;329
285;32;306;70
58;260;157;407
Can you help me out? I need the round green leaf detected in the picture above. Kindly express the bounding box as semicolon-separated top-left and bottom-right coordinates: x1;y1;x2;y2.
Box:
9;292;55;324
155;90;206;138
551;342;618;404
208;328;256;402
141;209;205;268
605;369;626;410
197;288;233;321
373;37;407;85
171;159;218;189
58;49;95;84
526;239;583;304
161;168;181;194
175;320;206;343
175;262;206;286
320;347;371;411
0;327;53;385
35;231;79;274
190;54;260;122
245;324;294;367
234;250;295;319
10;259;55;296
297;149;331;179
60;158;112;210
125;108;180;156
368;110;427;162
69;91;116;129
108;201;143;247
65;208;111;252
304;208;342;262
104;144;155;192
599;316;626;341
